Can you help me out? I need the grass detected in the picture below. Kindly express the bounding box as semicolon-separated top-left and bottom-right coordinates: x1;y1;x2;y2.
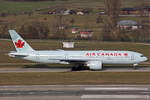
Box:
0;14;101;39
1;14;149;41
0;0;64;14
0;72;150;85
0;0;150;14
0;0;150;41
0;0;103;14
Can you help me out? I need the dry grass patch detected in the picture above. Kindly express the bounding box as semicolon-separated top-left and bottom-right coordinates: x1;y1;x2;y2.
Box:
0;72;150;85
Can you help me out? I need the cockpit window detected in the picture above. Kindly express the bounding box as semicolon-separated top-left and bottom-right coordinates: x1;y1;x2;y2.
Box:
141;55;144;57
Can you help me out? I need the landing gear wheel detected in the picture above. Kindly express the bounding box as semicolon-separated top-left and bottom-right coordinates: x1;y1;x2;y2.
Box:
72;64;88;71
133;64;138;70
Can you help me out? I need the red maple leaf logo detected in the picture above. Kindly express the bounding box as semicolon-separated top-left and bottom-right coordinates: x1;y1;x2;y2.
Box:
124;53;128;56
15;40;25;48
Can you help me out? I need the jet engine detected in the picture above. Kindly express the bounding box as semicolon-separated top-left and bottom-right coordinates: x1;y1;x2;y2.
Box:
86;61;102;70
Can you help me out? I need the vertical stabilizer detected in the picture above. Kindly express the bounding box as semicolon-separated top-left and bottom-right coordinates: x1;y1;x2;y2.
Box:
9;30;34;52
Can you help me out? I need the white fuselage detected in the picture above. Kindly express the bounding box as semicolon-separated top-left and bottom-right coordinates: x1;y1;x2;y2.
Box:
10;50;147;65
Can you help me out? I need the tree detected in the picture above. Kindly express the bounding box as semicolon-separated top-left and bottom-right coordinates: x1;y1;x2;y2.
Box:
0;23;9;38
137;1;150;41
102;0;121;41
19;21;50;39
51;15;67;39
70;18;75;26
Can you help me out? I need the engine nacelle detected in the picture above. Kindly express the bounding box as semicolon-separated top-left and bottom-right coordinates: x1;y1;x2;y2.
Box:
86;61;102;70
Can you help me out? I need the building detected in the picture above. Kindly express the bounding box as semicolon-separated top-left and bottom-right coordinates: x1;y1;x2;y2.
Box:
117;20;139;30
80;29;93;38
63;9;76;15
143;6;150;15
77;11;84;15
120;8;139;15
63;42;74;48
72;27;79;33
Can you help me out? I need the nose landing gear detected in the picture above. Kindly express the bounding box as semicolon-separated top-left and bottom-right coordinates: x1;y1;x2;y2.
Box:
133;63;138;70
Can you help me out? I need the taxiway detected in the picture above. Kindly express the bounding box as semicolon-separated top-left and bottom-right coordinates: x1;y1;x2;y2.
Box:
0;66;150;73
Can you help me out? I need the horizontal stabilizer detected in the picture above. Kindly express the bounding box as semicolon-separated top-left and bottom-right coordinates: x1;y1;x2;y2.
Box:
8;52;29;58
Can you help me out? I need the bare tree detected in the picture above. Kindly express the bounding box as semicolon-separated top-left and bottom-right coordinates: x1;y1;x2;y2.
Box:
31;21;49;39
137;1;150;41
19;21;49;39
96;15;103;24
103;0;121;41
70;18;75;27
51;15;67;39
0;22;9;38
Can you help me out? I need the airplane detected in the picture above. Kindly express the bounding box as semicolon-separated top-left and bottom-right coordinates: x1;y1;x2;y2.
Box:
8;30;148;70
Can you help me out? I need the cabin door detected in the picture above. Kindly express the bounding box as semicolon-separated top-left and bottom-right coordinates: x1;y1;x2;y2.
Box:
65;53;68;60
131;54;134;60
35;52;40;60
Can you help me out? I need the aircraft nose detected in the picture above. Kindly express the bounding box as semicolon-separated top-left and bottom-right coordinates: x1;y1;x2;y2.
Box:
143;57;148;62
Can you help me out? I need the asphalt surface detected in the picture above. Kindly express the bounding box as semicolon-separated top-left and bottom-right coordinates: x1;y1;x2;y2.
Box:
0;66;150;73
0;85;150;100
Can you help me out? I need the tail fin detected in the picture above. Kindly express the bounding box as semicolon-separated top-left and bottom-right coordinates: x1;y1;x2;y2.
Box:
9;30;34;52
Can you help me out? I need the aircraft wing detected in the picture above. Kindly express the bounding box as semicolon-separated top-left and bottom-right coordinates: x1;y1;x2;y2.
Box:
60;59;87;64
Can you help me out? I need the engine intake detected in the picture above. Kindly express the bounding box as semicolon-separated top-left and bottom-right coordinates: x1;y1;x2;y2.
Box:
86;61;102;70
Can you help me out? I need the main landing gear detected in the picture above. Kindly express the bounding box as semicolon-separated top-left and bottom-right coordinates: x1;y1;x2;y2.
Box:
72;64;89;71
